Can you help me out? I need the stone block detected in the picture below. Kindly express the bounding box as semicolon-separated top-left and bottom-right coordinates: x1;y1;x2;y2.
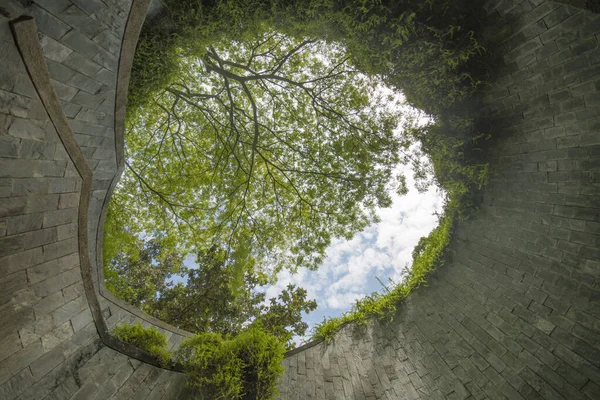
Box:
40;34;73;63
94;68;116;87
33;0;72;14
0;233;25;256
30;4;71;40
0;197;27;218
0;368;35;400
0;159;66;178
71;90;105;110
92;47;119;72
59;5;106;39
25;194;59;214
97;98;115;114
41;320;73;352
0;246;43;277
0;88;34;119
57;193;78;209
0;136;20;159
69;119;113;136
18;139;57;160
47;177;79;194
70;381;100;400
61;279;84;303
12;73;37;99
42;237;78;261
49;79;79;103
56;222;77;241
0;179;11;198
93;6;127;37
69;71;103;95
60;29;103;59
76;108;110;126
71;308;93;332
92;146;115;160
0;341;44;386
42;375;80;400
7;213;44;235
62;102;82;118
42;207;77;228
92;29;121;56
34;290;65;317
64;51;103;78
0;330;22;365
27;258;60;285
53;296;88;327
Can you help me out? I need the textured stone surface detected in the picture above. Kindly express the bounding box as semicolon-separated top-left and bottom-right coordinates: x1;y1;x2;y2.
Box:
279;1;600;399
0;1;191;399
0;0;598;399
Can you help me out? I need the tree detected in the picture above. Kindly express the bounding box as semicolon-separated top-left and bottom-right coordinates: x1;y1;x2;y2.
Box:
146;246;317;349
257;284;317;348
148;246;264;335
115;30;407;276
104;236;183;309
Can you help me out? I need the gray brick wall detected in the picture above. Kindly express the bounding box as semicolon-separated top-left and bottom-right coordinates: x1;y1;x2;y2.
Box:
0;0;192;399
279;1;600;399
0;0;598;399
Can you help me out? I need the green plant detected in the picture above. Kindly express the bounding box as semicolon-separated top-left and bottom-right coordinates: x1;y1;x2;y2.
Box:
175;326;285;399
112;322;172;365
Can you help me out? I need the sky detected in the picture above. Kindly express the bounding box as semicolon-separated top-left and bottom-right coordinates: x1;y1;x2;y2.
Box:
257;162;444;346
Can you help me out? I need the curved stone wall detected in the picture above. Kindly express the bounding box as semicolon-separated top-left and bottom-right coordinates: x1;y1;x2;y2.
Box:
0;0;195;398
279;1;600;399
0;0;598;399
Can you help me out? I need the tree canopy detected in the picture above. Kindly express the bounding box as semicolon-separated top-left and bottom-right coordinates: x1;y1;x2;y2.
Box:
105;0;491;348
111;30;409;276
105;241;316;349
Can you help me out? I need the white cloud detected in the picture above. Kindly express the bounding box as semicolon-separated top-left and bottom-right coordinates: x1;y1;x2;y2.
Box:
259;162;444;334
326;291;367;310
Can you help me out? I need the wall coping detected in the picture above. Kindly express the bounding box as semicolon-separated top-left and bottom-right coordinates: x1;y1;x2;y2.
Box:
9;0;185;372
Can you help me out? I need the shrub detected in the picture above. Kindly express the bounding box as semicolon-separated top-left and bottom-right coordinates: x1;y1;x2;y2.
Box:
112;322;171;365
175;326;285;400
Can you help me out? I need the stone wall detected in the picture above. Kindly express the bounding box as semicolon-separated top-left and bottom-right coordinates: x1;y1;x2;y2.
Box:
0;0;196;398
279;1;600;399
0;0;598;399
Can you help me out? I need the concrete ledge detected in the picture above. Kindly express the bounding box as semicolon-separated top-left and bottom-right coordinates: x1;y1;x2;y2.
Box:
9;2;185;372
10;16;105;340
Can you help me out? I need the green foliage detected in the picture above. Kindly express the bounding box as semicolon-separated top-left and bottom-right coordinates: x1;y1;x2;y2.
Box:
115;0;490;275
175;326;285;400
103;203;183;310
147;246;259;335
110;0;492;344
107;244;317;350
112;322;172;365
255;284;317;350
128;0;487;119
119;30;405;274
